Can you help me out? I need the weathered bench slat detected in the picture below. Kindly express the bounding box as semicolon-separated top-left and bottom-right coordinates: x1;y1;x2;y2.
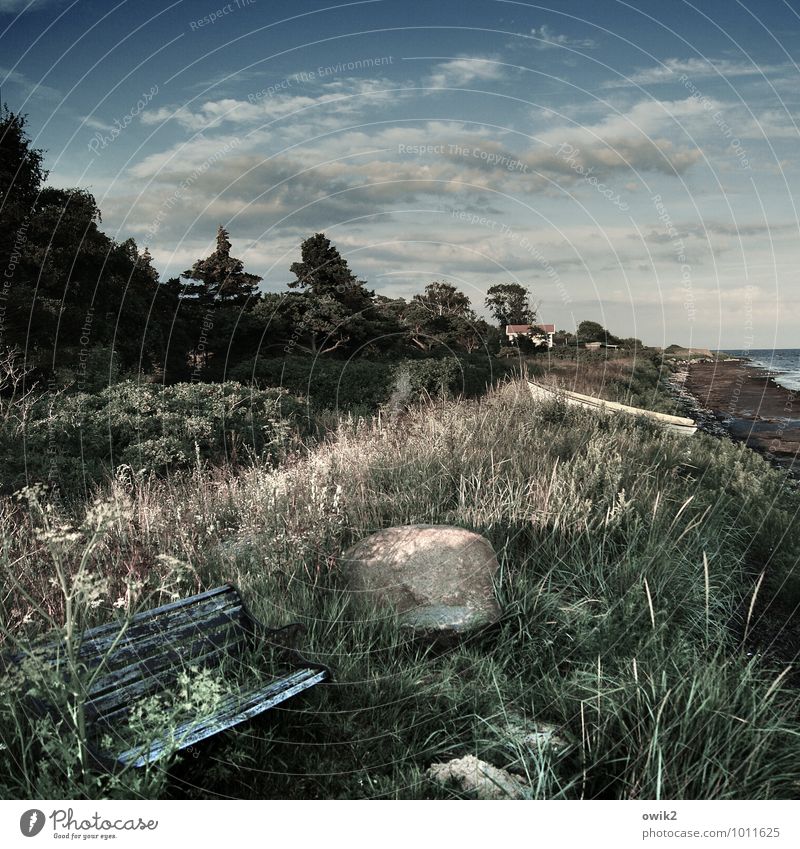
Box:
83;638;247;718
75;594;244;657
8;584;331;769
16;591;245;673
115;668;328;768
78;609;247;678
86;646;238;724
78;585;236;642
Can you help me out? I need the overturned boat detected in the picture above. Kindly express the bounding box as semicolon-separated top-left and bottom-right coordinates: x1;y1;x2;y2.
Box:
528;381;698;436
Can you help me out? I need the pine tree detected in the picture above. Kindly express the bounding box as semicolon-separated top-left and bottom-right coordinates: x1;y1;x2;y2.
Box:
288;232;373;311
181;225;262;307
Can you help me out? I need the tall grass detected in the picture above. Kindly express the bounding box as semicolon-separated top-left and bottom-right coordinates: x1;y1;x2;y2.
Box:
1;380;798;799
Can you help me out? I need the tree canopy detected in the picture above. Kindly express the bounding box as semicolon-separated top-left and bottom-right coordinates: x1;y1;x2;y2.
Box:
181;225;262;307
577;321;621;345
485;283;536;327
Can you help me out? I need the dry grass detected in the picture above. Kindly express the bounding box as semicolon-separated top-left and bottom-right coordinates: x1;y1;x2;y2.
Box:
1;376;798;799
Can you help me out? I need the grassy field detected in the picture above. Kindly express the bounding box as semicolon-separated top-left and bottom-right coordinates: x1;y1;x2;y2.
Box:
1;370;799;800
525;347;685;415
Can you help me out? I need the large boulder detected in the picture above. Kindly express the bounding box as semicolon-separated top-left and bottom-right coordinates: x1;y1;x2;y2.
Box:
341;525;501;643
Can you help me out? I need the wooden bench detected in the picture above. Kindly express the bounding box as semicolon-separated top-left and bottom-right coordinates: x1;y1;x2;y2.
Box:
11;584;331;771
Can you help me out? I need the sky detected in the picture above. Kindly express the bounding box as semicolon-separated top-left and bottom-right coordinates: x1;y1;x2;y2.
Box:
2;0;799;348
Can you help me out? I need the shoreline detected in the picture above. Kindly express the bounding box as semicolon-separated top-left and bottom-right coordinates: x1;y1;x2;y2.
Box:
680;360;799;475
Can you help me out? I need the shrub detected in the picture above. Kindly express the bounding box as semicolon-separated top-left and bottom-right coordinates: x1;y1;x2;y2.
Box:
231;354;509;413
0;381;305;496
229;356;395;413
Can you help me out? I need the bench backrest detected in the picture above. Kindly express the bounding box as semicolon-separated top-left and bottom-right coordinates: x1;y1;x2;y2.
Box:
72;584;252;724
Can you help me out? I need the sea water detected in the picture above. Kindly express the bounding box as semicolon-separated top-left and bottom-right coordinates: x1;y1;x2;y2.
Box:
728;349;800;392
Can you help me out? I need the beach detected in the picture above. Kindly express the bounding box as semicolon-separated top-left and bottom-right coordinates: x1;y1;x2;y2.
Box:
684;360;800;473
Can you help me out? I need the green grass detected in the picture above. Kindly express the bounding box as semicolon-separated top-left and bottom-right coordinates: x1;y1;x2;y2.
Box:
525;348;684;415
0;380;798;799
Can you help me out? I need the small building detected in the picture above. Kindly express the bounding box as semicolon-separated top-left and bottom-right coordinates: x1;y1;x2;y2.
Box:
505;323;556;348
585;341;620;350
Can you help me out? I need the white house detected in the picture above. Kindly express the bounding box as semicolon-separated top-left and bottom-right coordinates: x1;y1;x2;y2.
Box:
505;323;556;348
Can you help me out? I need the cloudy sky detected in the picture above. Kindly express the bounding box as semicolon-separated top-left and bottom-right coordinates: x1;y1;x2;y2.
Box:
2;0;799;347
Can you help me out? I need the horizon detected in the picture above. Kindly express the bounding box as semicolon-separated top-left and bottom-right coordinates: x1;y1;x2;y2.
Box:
1;0;798;348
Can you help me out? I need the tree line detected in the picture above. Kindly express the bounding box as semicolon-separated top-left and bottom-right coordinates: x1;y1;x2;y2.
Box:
1;106;634;393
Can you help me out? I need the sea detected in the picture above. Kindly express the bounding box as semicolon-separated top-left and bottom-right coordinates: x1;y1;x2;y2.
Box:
727;348;800;392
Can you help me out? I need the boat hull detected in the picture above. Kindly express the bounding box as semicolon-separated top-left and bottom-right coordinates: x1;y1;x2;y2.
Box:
528;381;697;436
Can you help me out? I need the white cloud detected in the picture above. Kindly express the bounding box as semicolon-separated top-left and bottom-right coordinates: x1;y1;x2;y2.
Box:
140;78;397;131
529;24;597;50
0;65;60;101
426;57;506;88
604;57;787;88
531;98;710;175
739;108;800;139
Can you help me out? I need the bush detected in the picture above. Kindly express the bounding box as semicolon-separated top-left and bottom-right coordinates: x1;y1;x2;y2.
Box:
229;356;395;413
0;381;305;496
231;354;509;413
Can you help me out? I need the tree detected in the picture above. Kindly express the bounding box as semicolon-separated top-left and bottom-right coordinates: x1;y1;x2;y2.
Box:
289;232;373;311
485;283;536;327
452;314;495;353
552;328;577;347
182;225;262;307
413;281;472;318
577;321;621;345
280;291;354;356
284;234;393;355
0;105;47;240
401;299;451;351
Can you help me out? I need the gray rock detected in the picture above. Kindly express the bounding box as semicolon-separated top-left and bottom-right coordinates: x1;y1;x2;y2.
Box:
341;525;501;644
428;755;528;799
504;719;570;753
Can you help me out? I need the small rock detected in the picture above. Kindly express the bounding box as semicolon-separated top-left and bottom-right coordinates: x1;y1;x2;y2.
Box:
340;525;501;644
505;720;570;753
428;755;528;799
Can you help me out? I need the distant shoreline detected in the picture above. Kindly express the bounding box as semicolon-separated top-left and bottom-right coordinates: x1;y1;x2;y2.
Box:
683;360;799;475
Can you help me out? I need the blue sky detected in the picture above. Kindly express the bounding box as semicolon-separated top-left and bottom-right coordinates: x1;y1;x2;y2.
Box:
2;0;799;347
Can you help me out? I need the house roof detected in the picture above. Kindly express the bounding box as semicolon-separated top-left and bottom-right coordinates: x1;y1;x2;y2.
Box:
505;323;556;334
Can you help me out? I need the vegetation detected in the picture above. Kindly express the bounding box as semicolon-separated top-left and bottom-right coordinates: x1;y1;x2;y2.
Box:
525;348;682;415
1;379;799;800
1;104;798;802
